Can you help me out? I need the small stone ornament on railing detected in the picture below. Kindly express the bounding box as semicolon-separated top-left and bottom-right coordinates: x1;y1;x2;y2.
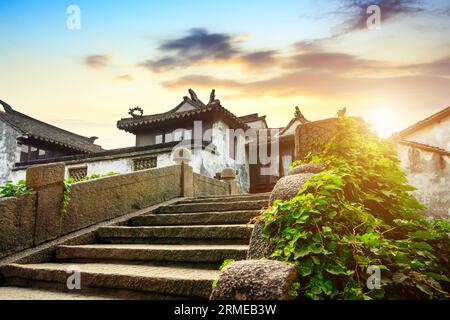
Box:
171;147;192;165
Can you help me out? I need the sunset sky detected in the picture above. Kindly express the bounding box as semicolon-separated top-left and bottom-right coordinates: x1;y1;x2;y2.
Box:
1;0;449;149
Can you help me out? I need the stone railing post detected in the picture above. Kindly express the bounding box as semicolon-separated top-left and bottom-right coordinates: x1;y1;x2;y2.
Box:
221;168;242;195
180;163;194;197
26;163;65;245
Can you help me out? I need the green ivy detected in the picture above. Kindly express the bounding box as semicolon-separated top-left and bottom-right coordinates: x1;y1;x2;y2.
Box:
0;180;32;198
212;259;236;289
262;115;450;300
60;172;119;216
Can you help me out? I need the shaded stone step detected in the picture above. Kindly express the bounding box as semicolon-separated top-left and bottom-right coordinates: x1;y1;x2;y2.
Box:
0;286;115;300
157;200;268;214
1;263;219;299
176;194;270;204
97;225;254;245
130;211;259;226
56;244;248;264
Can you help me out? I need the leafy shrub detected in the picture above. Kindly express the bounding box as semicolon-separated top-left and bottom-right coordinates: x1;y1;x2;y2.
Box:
262;115;449;300
0;180;31;198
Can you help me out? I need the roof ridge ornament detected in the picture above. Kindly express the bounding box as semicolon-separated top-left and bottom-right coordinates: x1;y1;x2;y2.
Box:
188;88;199;102
0;100;13;112
294;106;310;123
208;89;221;106
129;106;144;118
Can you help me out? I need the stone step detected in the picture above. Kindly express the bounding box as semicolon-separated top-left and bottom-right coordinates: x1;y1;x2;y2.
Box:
130;211;260;226
97;225;254;245
56;244;248;264
176;194;270;204
156;200;268;214
0;286;116;300
1;263;219;299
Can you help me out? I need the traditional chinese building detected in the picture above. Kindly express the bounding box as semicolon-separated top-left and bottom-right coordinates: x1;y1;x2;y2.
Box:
393;106;450;217
0;100;103;184
2;90;311;193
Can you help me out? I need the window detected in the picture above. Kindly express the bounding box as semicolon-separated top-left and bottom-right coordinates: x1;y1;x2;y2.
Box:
155;134;163;144
68;167;88;181
165;133;173;143
133;157;157;171
173;130;183;142
20;144;29;162
30;146;38;160
38;149;46;160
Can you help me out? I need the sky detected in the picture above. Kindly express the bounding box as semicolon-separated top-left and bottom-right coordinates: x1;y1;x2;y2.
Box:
0;0;449;149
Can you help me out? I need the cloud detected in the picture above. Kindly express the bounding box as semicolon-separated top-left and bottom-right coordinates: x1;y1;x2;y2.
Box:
140;28;240;72
284;52;384;73
403;55;450;77
340;0;424;32
84;54;110;69
162;53;450;102
115;74;134;81
239;50;279;69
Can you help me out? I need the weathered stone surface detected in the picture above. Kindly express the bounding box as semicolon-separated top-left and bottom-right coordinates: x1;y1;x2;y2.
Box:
25;162;65;191
221;168;236;180
157;200;268;214
177;193;270;204
193;173;228;197
210;260;298;300
26;163;65;245
61;165;183;235
247;220;275;260
97;225;254;245
0;194;37;259
269;173;314;205
130;211;260;226
56;244;248;263
289;163;324;175
1;263;219;299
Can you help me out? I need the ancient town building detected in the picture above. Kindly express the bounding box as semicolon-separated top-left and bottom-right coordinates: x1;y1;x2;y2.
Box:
0;100;103;184
393;106;450;217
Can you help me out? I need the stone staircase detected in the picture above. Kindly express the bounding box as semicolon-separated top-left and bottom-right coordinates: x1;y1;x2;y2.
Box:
0;193;269;300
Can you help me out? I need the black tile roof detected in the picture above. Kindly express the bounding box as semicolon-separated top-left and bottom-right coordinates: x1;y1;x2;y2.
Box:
117;95;248;132
0;100;103;153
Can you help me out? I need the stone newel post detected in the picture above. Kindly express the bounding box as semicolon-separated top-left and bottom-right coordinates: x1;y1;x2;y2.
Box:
26;163;65;245
172;147;194;197
221;168;242;195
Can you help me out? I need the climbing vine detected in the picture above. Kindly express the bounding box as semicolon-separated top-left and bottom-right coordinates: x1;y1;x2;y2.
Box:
60;172;119;216
262;115;450;300
0;180;31;198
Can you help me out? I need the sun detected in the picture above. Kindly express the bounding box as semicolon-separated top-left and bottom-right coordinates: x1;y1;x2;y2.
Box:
370;108;396;138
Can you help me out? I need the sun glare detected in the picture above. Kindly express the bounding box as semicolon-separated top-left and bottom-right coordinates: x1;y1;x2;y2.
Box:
370;109;396;138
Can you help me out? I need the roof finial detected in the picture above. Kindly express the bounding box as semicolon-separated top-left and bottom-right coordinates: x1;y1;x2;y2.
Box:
337;106;347;117
294;106;309;123
0;100;13;113
188;88;199;102
209;89;216;104
129;106;144;118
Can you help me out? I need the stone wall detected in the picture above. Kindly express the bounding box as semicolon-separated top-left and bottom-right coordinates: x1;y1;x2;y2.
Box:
294;118;339;160
8;144;250;192
396;143;450;217
0;193;37;259
0;162;239;258
193;173;229;197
